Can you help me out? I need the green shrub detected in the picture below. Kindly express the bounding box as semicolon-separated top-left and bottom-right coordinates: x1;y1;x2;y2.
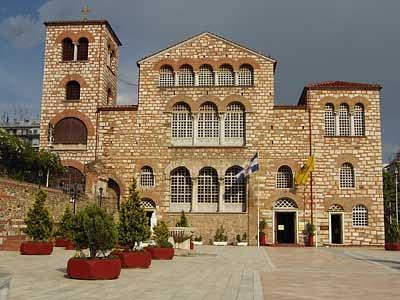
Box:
214;225;228;242
153;221;173;248
70;204;118;259
305;222;315;236
176;210;189;227
23;189;53;242
58;206;73;238
386;221;400;243
118;179;151;250
194;235;202;242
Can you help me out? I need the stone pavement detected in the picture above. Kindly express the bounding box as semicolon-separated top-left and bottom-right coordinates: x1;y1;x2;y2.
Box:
0;246;399;299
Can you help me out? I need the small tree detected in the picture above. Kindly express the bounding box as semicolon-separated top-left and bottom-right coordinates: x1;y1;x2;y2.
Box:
214;225;228;242
23;189;53;242
386;221;400;243
118;179;151;250
70;204;118;259
58;206;73;238
153;221;172;248
176;210;189;227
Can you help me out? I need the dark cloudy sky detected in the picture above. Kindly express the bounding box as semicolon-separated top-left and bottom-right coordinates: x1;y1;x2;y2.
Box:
0;0;398;161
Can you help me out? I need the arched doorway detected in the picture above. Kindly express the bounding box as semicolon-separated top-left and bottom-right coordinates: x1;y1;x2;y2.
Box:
103;178;121;215
141;198;157;231
273;198;298;244
52;166;85;193
328;204;344;244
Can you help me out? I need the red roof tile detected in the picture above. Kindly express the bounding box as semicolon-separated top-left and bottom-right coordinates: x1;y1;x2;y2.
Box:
305;81;381;89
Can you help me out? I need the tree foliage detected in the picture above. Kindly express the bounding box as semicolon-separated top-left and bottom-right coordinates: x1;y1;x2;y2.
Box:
175;210;189;227
118;179;151;250
153;221;172;248
0;129;64;183
386;221;400;243
23;189;53;242
58;206;73;238
70;204;118;259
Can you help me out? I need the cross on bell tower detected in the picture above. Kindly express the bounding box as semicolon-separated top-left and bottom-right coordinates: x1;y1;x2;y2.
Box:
81;5;91;21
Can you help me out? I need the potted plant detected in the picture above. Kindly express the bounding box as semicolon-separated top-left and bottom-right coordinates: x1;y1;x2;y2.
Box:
172;210;193;251
258;219;267;246
54;206;73;248
385;221;400;251
305;222;315;247
236;233;248;246
147;221;174;260
20;190;54;255
193;235;203;245
66;204;121;280
115;180;152;268
213;225;228;246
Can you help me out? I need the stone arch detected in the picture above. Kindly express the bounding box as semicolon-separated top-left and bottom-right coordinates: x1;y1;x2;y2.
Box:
165;162;193;178
231;58;260;70
165;95;196;112
50;110;95;136
273;198;298;209
59;74;87;88
55;30;95;44
194;95;223;112
269;158;301;174
61;159;85;174
222;95;253;112
349;96;370;109
268;192;303;210
328;204;344;212
335;154;359;168
154;59;179;71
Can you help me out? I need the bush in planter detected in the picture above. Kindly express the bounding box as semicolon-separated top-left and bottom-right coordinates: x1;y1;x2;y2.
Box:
258;219;267;246
176;210;189;227
67;204;121;280
116;179;152;268
305;222;315;246
385;221;400;251
148;221;174;260
214;225;228;242
55;206;73;247
20;189;54;255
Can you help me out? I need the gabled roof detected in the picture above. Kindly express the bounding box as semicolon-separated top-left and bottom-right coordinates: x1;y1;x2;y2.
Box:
298;80;382;105
137;31;277;65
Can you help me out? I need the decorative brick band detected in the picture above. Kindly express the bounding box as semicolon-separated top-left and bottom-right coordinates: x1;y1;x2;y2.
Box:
153;58;260;71
55;30;95;44
58;74;88;88
61;160;85;174
49;109;95;136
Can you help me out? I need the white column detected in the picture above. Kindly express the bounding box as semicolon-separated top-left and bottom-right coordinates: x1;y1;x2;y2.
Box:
335;112;340;136
219;112;225;146
193;113;199;145
174;72;179;86
192;177;198;212
214;71;219;86
218;177;225;212
73;42;78;61
349;113;354;136
234;71;239;86
194;71;199;86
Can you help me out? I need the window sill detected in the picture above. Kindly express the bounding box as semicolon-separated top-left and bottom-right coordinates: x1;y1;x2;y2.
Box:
158;85;255;88
168;145;247;149
60;60;89;63
168;211;247;215
52;144;87;151
62;100;81;103
324;135;366;139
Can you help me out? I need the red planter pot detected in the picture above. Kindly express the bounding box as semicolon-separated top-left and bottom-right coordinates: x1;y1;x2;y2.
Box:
385;243;400;251
20;241;53;255
114;251;152;268
307;235;314;247
54;238;68;247
67;258;121;280
259;234;266;246
65;240;75;250
190;241;194;250
147;247;174;260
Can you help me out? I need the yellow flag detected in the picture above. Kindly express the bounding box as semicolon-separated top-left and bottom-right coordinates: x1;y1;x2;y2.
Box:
295;155;315;186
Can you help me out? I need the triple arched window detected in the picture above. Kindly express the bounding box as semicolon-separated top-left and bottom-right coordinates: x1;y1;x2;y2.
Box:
62;37;89;61
276;166;293;189
324;103;365;136
171;101;245;146
339;163;355;188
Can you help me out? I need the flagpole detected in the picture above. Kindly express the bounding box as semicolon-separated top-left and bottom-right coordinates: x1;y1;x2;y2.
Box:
257;171;260;248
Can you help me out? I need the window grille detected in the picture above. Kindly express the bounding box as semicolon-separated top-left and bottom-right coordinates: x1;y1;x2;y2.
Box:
328;204;344;212
353;103;365;136
66;81;80;100
140;166;155;187
340;163;355;188
218;64;234;86
77;38;88;60
141;198;156;210
172;103;193;138
238;64;253;86
276;166;293;188
225;103;244;138
352;205;368;227
198;167;219;203
62;38;74;61
198;103;219;138
53;118;87;144
178;65;194;86
170;167;192;203
224;166;246;203
159;65;175;87
339;103;350;136
198;64;214;86
324;104;336;136
273;198;298;209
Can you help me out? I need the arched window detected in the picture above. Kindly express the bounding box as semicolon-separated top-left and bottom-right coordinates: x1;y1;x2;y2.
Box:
218;64;234;86
170;167;192;203
62;38;74;61
178;64;194;86
352;205;368;227
324;103;335;136
238;64;253;86
225;102;244;139
140;166;155;187
198;167;219;203
328;204;344;212
339;103;350;136
340;163;355;188
77;37;89;60
198;64;214;86
171;103;193;139
159;65;174;87
354;103;365;136
276;165;293;188
198;102;219;139
53;117;87;144
273;198;298;209
65;81;80;100
224;166;246;203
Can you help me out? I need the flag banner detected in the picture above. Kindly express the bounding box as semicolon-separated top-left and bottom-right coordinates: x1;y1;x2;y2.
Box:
248;152;259;174
295;155;315;186
235;167;247;183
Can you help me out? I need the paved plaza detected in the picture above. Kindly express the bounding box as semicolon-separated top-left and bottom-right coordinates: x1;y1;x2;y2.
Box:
0;246;399;299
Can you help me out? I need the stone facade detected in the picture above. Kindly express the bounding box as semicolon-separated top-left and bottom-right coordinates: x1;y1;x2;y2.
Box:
38;20;384;246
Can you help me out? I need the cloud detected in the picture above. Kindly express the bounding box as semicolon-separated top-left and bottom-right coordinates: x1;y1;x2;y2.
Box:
0;14;43;48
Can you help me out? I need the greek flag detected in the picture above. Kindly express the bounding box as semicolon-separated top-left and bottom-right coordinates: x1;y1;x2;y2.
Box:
235;152;259;182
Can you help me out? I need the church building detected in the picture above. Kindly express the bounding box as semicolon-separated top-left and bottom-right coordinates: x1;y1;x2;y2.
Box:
39;19;385;246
